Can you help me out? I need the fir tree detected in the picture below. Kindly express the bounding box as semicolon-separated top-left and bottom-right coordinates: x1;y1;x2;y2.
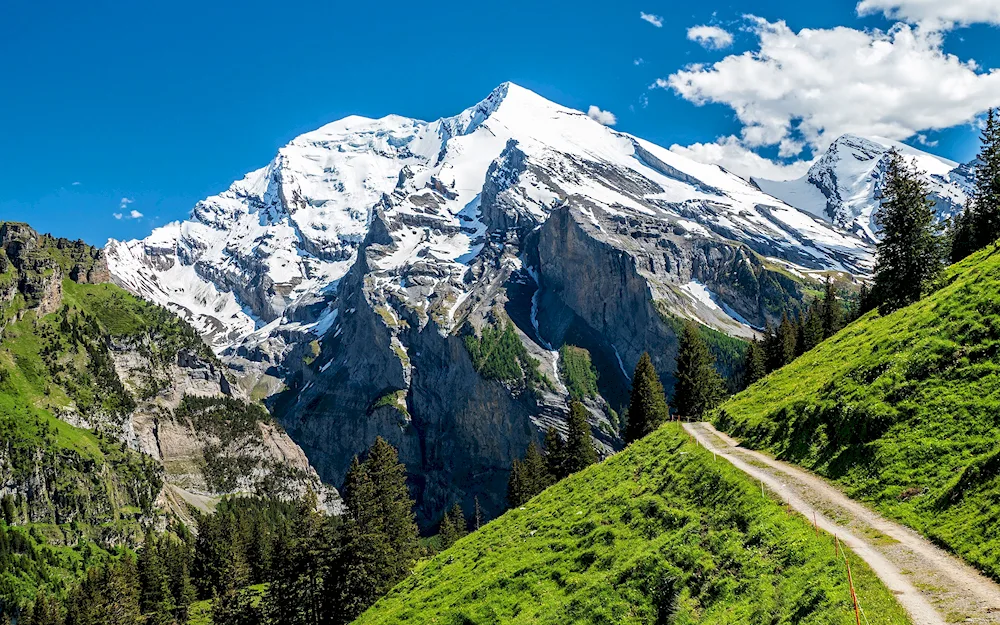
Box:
742;340;767;389
332;437;419;622
821;279;842;339
624;352;669;444
522;441;551;495
439;503;467;549
950;209;978;263
564;400;597;474
873;151;944;314
473;497;483;531
672;322;726;419
506;459;528;508
971;108;1000;251
543;426;568;481
800;304;824;353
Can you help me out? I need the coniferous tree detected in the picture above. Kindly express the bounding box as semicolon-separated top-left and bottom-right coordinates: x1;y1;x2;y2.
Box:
439;503;467;549
522;441;551;495
330;437;419;622
873;151;944;314
950;209;978;263
624;353;669;443
742;340;767;389
24;591;63;625
138;531;169;619
506;459;528;508
564;400;597;474
766;313;797;371
473;497;483;531
970;108;1000;252
543;426;568;481
265;494;329;625
821;279;842;339
672;323;726;419
800;304;824;353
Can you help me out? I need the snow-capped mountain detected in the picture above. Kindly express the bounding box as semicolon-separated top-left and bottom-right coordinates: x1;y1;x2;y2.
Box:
107;83;876;524
108;83;870;357
756;134;974;242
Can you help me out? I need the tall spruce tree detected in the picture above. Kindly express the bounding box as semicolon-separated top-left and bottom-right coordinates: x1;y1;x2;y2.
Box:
564;400;598;474
972;109;1000;251
473;497;483;531
332;437;419;622
543;426;568;480
821;279;842;339
672;322;726;419
742;340;767;388
624;353;669;443
873;151;943;314
439;503;467;549
506;459;528;508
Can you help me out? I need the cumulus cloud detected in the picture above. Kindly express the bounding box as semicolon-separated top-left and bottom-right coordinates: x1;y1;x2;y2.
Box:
120;197;134;209
113;213;123;220
640;12;663;27
587;105;618;126
687;25;734;49
856;0;1000;30
660;17;1000;155
129;209;143;219
71;181;81;186
634;57;645;66
669;136;813;181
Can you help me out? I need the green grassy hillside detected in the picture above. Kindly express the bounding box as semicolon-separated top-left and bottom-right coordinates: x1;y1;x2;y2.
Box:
716;245;1000;580
355;424;909;625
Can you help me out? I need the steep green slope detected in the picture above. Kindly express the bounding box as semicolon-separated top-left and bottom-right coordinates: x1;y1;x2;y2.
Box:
356;425;909;625
716;245;1000;579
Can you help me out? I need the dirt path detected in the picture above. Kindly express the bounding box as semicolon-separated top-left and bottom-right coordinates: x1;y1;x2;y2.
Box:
684;421;1000;625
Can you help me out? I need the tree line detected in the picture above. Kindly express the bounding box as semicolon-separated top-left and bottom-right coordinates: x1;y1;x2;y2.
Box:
17;437;420;625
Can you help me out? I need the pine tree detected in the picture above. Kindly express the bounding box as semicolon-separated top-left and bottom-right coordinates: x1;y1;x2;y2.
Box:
522;441;551;494
473;497;483;531
439;503;467;549
765;314;797;371
873;151;944;314
506;459;528;508
543;426;568;481
624;352;669;444
950;208;978;263
672;322;726;419
821;279;842;339
564;400;597;474
742;340;767;388
332;437;419;622
800;304;824;353
138;531;168;618
970;108;1000;252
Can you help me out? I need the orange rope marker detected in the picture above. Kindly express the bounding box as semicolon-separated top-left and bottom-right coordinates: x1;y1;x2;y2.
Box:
845;557;862;625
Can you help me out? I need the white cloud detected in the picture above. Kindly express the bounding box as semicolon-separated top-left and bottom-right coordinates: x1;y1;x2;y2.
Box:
71;181;81;186
113;200;143;220
634;58;645;66
856;0;1000;30
640;12;663;27
660;17;1000;154
587;105;618;126
687;25;734;49
670;136;813;181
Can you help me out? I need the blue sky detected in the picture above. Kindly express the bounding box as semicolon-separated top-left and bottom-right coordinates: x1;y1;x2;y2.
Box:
2;0;999;245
